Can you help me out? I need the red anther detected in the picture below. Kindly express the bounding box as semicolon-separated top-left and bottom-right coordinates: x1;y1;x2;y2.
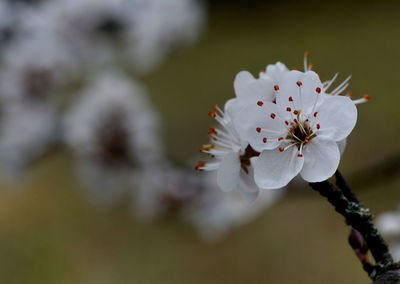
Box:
256;127;261;133
199;147;203;152
304;51;310;57
296;81;303;87
274;85;279;91
309;63;315;69
208;127;217;135
207;137;211;142
195;161;206;170
317;73;321;78
285;121;289;125
263;137;267;143
293;110;299;115
364;94;371;100
298;153;303;157
279;147;284;152
293;66;299;71
293;118;298;123
257;101;263;106
347;91;354;97
286;107;291;112
207;110;216;117
270;113;276;119
278;137;284;141
314;112;318;117
316;87;321;93
290;129;295;133
305;136;311;141
288;96;293;102
213;104;218;110
316;124;320;129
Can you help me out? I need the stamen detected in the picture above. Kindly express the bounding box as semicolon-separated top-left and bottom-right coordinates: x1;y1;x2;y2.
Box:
274;85;279;91
296;81;303;86
316;87;321;94
298;143;304;157
285;121;289;125
364;94;371;100
257;101;263;106
278;137;284;141
270;113;276;119
195;161;206;170
347;91;354;97
288;96;293;102
293;110;299;115
286;107;291;112
324;73;338;91
305;136;311;142
316;124;320;129
263;137;267;143
207;110;216;117
279;147;284;152
208;127;218;135
313;112;318;117
256;127;261;133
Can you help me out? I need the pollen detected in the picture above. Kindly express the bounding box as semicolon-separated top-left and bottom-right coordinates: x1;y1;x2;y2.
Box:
274;85;279;91
270;113;276;119
316;87;321;93
296;81;303;87
285;120;289;125
297;153;303;157
286;107;291;112
256;127;261;133
278;137;284;141
263;137;267;143
316;124;320;129
313;112;318;117
288;96;293;102
279;147;284;152
363;94;371;100
257;101;263;106
293;110;299;115
213;104;218;110
304;51;310;57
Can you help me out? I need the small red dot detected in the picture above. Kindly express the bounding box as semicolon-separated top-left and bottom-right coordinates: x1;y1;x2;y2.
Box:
263;137;267;143
257;101;263;106
256;127;261;133
316;87;321;93
296;81;303;86
270;113;276;119
274;85;279;91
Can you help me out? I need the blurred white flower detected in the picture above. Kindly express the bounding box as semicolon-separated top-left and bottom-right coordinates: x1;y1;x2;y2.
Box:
196;100;260;203
377;209;400;261
0;103;58;174
63;70;161;205
235;70;358;189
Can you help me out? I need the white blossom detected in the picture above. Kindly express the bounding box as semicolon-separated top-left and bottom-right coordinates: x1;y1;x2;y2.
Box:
234;70;358;189
377;208;400;261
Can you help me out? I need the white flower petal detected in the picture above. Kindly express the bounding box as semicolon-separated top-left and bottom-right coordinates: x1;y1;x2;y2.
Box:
234;102;286;151
264;61;289;84
237;167;260;203
316;96;357;141
253;147;304;189
337;139;347;156
276;70;323;112
217;152;241;192
234;71;275;104
300;138;340;182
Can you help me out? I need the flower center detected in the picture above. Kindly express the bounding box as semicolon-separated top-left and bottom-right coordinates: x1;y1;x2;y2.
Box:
240;145;260;174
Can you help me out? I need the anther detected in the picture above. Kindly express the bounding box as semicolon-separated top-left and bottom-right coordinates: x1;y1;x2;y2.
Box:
279;147;284;152
293;66;299;71
213;104;218;110
274;85;279;91
304;51;310;57
270;113;276;119
296;81;303;87
316;124;320;129
195;161;206;170
316;87;321;93
293;110;299;115
208;127;217;135
313;112;318;117
347;91;354;97
207;110;216;117
256;127;261;133
288;96;293;102
286;107;291;112
257;101;263;106
305;136;311;142
263;137;267;143
297;153;303;157
363;94;371;100
278;137;284;141
309;63;314;69
285;121;289;125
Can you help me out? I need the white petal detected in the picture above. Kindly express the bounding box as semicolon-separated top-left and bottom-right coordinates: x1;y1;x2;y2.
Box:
315;96;357;141
234;71;275;104
234;102;286;151
237;167;260;203
217;152;241;192
276;70;323;112
337;139;347;156
264;61;289;84
253;147;304;189
300;138;340;182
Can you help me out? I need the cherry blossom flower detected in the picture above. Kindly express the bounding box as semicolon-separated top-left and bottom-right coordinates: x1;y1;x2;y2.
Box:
195;100;261;203
235;70;358;189
377;208;400;261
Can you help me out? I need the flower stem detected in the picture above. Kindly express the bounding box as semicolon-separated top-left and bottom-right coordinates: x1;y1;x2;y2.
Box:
308;177;399;280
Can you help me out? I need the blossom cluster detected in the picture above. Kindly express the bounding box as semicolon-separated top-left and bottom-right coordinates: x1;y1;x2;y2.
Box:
197;53;370;202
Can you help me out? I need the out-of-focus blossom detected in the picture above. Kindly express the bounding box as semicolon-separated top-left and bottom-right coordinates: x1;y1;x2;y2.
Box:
377;208;400;261
0;103;58;174
63;70;161;205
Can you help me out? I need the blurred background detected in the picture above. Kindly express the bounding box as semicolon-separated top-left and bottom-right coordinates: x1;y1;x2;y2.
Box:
0;0;399;283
